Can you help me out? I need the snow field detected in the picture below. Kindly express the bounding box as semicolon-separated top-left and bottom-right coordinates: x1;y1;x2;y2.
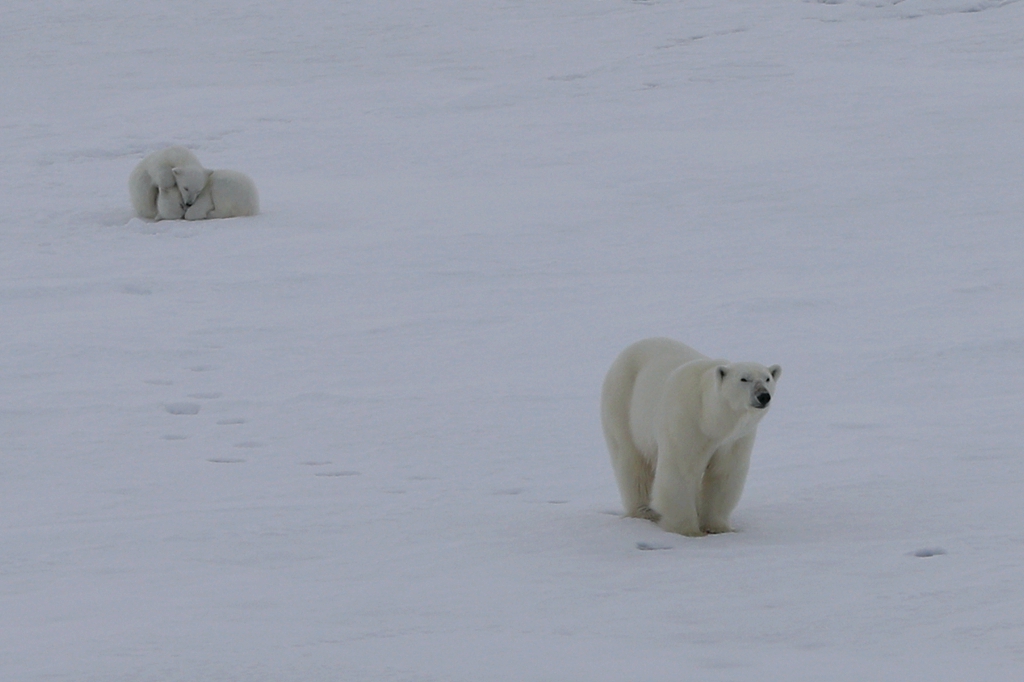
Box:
2;1;1024;680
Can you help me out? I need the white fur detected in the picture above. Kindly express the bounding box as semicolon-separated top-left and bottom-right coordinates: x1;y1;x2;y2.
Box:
601;337;780;536
155;186;185;221
128;146;207;219
182;169;259;220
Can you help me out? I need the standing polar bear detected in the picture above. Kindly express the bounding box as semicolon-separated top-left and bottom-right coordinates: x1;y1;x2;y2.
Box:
601;337;780;536
128;146;208;220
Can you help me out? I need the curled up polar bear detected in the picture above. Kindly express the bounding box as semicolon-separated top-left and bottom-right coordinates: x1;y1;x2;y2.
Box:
601;337;780;537
129;147;259;221
128;146;208;220
181;169;259;220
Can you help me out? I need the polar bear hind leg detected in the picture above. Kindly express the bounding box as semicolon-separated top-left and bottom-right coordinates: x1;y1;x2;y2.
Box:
601;356;658;520
609;436;658;521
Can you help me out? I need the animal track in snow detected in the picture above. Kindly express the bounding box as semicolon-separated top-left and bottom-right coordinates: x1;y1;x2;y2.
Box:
912;547;947;558
217;418;247;425
165;402;201;415
120;283;152;296
636;542;672;551
161;434;188;441
299;461;332;466
144;379;173;386
207;458;246;464
315;471;361;477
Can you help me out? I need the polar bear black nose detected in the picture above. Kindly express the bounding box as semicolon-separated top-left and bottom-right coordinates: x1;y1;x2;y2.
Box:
755;392;771;407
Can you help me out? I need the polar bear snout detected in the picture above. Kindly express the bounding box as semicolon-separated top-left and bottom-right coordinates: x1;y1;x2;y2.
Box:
753;389;771;408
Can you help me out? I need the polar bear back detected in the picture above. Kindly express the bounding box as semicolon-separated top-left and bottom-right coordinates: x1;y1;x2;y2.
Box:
147;146;202;189
625;339;715;457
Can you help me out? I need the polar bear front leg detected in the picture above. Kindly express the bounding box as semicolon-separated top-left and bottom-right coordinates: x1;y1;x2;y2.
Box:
699;436;754;534
651;459;704;537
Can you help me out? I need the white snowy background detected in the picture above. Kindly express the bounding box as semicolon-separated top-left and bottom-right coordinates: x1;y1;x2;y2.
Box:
2;0;1024;679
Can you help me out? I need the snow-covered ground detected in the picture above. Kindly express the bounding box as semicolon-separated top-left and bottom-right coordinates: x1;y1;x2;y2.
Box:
3;0;1024;679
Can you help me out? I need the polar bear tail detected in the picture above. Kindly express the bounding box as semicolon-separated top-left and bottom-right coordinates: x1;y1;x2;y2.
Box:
601;350;655;519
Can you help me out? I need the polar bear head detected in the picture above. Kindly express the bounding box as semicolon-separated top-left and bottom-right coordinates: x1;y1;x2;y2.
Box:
171;166;211;206
716;362;781;412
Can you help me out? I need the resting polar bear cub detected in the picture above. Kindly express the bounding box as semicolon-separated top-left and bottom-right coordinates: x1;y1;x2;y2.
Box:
601;337;780;536
181;169;259;220
128;146;208;220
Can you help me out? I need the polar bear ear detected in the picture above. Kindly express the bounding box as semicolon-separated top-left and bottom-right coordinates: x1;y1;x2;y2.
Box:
769;365;781;381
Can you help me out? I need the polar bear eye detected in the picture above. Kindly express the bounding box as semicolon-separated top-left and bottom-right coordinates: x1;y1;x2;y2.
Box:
740;377;750;383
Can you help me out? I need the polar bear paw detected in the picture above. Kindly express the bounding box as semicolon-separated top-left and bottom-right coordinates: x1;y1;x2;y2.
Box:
630;505;661;522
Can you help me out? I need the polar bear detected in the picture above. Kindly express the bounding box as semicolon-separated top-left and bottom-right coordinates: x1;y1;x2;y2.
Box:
155;186;185;221
601;337;780;536
129;146;208;219
181;169;259;220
